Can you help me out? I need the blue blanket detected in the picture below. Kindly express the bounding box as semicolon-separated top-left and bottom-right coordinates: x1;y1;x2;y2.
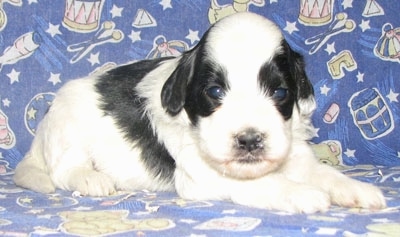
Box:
1;166;400;236
1;0;400;235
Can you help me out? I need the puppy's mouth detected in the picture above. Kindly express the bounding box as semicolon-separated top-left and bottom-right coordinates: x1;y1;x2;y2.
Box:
219;151;283;180
234;152;264;164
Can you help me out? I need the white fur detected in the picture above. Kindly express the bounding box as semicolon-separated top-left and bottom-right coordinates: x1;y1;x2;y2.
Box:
14;12;386;213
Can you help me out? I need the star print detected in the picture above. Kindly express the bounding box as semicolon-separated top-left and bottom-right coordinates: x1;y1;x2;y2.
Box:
73;206;93;211
342;0;353;9
28;0;37;4
37;214;53;219
186;29;200;45
26;209;43;214
324;42;336;55
270;0;278;3
110;4;123;18
222;209;237;214
46;23;62;37
27;107;37;120
7;69;20;84
372;218;391;223
320;84;331;96
359;19;370;32
356;71;364;82
386;89;399;103
180;219;197;224
87;52;100;66
284;21;299;34
311;127;320;138
20;197;33;203
397;151;400;158
48;73;61;85
128;30;141;43
2;98;11;107
344;149;356;157
159;0;172;10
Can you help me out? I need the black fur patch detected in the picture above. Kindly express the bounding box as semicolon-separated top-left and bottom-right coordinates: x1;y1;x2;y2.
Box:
258;40;313;120
95;58;176;183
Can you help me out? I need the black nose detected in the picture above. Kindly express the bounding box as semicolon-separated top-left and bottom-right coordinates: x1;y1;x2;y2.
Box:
236;130;264;152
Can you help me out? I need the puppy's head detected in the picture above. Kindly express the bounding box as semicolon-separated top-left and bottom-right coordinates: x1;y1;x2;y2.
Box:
161;12;314;179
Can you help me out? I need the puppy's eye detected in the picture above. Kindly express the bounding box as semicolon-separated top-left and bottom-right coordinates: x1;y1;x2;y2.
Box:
206;86;225;100
272;88;288;100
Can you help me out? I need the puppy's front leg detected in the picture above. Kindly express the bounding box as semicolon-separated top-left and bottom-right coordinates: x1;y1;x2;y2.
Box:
230;174;331;213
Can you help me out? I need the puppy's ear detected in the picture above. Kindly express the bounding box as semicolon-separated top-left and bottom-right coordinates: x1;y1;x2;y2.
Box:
161;51;196;116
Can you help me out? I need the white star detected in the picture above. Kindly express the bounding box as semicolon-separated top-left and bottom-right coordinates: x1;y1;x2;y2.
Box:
159;0;172;10
48;73;61;85
73;206;93;211
311;127;320;138
359;19;370;32
284;21;299;34
222;209;237;214
324;42;336;55
342;0;353;9
128;30;141;43
372;218;391;223
270;0;278;3
46;23;62;37
7;69;20;84
87;52;100;66
186;29;200;45
344;148;356;158
397;151;400;158
386;89;399;103
110;4;123;18
2;98;11;107
320;84;331;96
28;0;38;4
179;219;197;224
37;214;53;219
356;71;364;82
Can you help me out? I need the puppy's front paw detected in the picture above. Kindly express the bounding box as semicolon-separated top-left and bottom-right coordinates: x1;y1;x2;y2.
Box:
330;179;386;210
66;169;116;196
278;185;331;214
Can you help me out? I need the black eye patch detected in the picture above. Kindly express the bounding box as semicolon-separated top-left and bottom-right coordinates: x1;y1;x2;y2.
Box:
184;58;229;124
258;54;296;120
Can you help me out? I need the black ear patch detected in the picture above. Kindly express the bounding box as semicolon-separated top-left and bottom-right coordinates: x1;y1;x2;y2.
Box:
161;51;196;116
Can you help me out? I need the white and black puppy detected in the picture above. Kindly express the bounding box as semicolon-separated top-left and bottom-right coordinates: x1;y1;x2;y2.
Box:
14;12;386;213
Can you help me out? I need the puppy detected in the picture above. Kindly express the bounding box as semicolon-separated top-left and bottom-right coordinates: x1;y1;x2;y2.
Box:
14;12;386;213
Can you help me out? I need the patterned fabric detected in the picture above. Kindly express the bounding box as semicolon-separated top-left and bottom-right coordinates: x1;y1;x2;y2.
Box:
0;0;400;235
0;166;400;236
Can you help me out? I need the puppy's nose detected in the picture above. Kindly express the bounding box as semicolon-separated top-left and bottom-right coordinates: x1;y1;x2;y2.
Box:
236;130;264;152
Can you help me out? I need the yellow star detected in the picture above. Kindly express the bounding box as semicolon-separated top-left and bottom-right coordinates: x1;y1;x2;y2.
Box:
20;197;33;203
27;107;37;120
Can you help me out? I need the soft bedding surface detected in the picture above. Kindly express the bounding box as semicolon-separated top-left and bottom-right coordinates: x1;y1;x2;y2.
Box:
1;166;400;236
